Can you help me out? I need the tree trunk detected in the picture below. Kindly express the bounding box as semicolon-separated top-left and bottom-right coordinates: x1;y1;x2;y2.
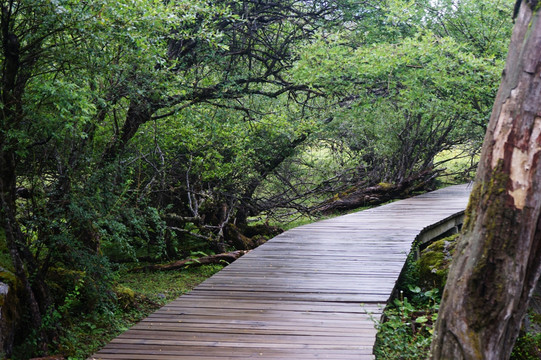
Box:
0;13;52;354
102;98;153;161
0;139;50;354
431;2;541;359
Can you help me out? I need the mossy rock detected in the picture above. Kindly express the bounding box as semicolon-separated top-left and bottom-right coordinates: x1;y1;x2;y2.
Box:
416;234;459;291
332;186;358;201
224;223;271;250
114;285;136;309
224;224;253;250
243;224;283;238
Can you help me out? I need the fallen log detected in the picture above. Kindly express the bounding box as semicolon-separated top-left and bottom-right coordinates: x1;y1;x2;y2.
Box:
130;250;248;272
313;170;439;214
313;183;402;214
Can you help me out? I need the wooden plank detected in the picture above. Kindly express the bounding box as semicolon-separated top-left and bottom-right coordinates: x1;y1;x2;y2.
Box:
90;184;470;360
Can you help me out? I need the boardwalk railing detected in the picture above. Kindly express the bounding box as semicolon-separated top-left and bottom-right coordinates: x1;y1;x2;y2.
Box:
91;184;471;360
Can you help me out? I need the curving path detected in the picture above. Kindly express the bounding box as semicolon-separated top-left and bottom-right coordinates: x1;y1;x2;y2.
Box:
91;184;471;360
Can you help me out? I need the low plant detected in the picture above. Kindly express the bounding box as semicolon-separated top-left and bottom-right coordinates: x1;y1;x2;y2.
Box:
511;331;541;360
373;287;439;360
373;233;540;359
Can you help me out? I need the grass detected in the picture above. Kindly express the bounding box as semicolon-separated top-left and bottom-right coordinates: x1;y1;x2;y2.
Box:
256;203;376;232
434;147;479;186
55;264;224;359
120;264;222;303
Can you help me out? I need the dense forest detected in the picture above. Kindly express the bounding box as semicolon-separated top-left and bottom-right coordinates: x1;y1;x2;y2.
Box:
0;0;516;358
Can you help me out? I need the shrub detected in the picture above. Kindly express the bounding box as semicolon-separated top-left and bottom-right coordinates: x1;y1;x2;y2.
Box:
511;332;541;360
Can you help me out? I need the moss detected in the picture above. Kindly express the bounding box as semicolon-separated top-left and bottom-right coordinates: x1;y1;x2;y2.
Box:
462;182;481;231
0;274;22;356
465;160;518;330
114;285;136;309
332;186;359;200
416;234;459;292
378;182;394;190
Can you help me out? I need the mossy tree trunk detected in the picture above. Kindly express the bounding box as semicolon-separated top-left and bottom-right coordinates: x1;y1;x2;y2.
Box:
431;2;541;359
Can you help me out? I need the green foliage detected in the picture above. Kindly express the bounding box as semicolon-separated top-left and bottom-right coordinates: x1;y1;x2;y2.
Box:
372;233;455;359
294;30;500;181
395;250;422;296
375;231;534;359
373;234;441;360
373;287;440;359
511;332;541;360
422;0;514;57
289;0;512;192
54;264;223;359
434;147;479;185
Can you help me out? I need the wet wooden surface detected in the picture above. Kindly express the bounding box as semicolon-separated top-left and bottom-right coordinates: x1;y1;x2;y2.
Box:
91;184;470;359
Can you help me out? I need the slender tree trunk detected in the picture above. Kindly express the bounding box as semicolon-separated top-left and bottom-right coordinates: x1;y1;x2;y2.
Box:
0;150;49;354
431;2;541;359
0;11;50;354
102;98;153;161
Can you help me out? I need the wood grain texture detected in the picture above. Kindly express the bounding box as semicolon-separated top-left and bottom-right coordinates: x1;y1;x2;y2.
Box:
91;185;470;360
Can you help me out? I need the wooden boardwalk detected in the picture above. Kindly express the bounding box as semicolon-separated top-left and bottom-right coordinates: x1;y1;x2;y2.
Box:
91;184;471;360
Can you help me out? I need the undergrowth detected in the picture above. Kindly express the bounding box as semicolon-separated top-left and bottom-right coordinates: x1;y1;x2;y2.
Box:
373;286;440;359
434;147;478;187
511;332;541;359
372;233;541;360
43;264;223;360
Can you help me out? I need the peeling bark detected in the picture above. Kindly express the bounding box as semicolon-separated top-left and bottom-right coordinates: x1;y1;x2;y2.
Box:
431;2;541;359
